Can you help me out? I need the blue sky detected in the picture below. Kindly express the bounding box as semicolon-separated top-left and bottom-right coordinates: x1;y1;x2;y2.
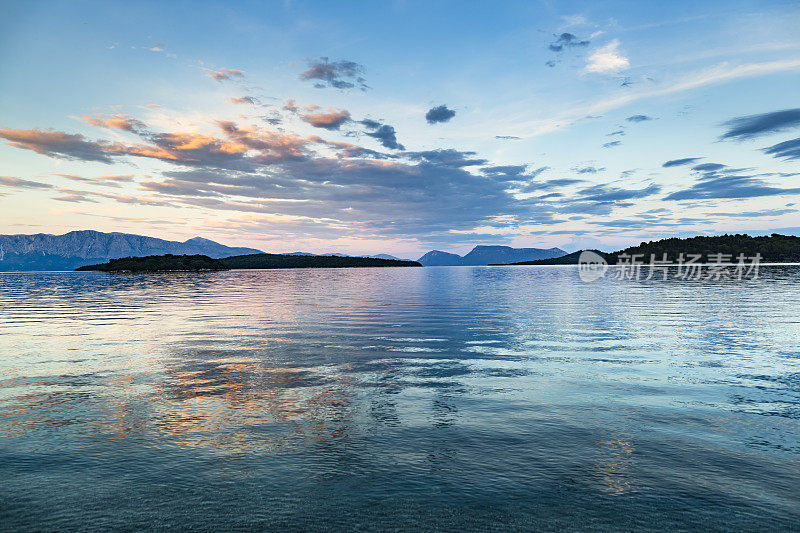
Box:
1;0;799;255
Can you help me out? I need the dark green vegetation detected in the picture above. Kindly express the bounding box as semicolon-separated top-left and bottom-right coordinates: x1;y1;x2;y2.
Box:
220;253;422;269
607;233;800;263
498;234;800;265
76;254;229;272
76;253;422;271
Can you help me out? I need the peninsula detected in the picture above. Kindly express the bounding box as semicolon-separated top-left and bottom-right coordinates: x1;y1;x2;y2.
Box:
495;234;800;265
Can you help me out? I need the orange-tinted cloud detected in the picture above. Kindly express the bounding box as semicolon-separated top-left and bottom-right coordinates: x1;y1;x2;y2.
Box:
55;173;135;188
229;96;259;105
283;99;299;113
301;109;351;130
0;128;115;163
207;68;245;81
0;176;53;189
82;114;147;132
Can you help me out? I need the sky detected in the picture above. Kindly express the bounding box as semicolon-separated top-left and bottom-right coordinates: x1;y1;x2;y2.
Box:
1;0;799;256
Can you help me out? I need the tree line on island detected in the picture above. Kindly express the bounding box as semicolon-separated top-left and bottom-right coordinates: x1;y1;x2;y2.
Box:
498;234;800;265
76;253;423;272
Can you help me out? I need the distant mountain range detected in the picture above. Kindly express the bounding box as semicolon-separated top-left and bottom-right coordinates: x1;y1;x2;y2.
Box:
0;230;568;271
417;245;567;266
0;230;264;271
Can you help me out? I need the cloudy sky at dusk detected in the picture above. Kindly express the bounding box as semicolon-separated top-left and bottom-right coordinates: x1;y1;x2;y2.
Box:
1;0;799;256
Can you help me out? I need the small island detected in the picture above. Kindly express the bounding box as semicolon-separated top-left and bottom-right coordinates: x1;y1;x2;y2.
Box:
76;254;230;272
76;253;422;272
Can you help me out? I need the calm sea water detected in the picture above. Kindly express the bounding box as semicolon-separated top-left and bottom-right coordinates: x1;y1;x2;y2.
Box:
1;266;799;531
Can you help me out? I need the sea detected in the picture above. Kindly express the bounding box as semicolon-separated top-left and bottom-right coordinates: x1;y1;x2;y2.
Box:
1;266;799;531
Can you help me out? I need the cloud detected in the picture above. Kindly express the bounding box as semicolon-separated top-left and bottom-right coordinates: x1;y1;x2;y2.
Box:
573;166;605;174
0;128;115;163
207;68;245;81
406;149;486;167
0;176;53;189
299;57;367;90
602;140;621;148
720;108;800;140
664;173;800;200
548;32;590;52
359;119;381;129
520;178;582;193
301;109;351;130
625;114;652;122
81;114;147;132
425;105;456;124
283;99;299;113
495;135;521;140
585;40;629;74
360;120;404;150
53;192;99;203
1;122;321;170
691;163;726;171
1;108;689;247
663;157;703;167
763;137;800;160
481;165;547;182
710;208;796;217
55;173;135;188
576;183;661;202
229;96;259;105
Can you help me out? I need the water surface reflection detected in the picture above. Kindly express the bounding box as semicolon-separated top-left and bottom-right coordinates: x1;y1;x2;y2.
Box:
1;267;799;530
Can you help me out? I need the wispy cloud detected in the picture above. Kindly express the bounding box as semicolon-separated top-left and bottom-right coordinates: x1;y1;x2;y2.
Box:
663;157;703;167
720;108;800;140
229;96;259;105
0;176;53;189
0;128;116;163
763;137;800;160
81;114;147;132
665;173;800;200
206;68;245;81
504;58;800;138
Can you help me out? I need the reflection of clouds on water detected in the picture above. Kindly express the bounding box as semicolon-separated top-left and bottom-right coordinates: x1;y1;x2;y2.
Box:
149;354;355;452
3;267;800;529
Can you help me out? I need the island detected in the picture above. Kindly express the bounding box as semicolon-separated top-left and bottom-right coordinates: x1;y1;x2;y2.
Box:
76;254;229;272
494;234;800;265
76;253;422;272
